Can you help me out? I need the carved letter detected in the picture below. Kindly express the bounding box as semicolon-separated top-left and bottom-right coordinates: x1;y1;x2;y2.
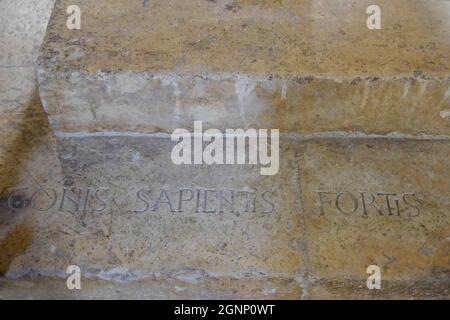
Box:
261;190;275;213
378;193;400;216
361;192;383;216
30;188;57;211
135;189;151;213
335;192;358;214
219;189;235;213
317;191;333;215
177;188;194;212
403;193;421;217
152;189;175;212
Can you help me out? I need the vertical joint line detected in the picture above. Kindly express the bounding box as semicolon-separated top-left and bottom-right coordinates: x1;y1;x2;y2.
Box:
296;159;311;299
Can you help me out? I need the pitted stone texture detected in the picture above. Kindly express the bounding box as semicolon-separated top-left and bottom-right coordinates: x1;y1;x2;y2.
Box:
298;139;450;298
0;133;449;298
0;68;37;109
1;137;306;289
38;0;450;76
0;277;302;300
0;0;55;109
0;0;56;67
38;0;450;135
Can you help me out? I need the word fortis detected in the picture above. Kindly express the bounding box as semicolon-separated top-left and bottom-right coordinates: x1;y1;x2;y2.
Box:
171;121;280;176
317;191;422;217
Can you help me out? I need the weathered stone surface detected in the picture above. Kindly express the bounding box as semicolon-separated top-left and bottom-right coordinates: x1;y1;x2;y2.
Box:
1;0;449;300
0;68;37;109
0;0;56;67
298;139;450;298
0;134;307;298
37;0;450;135
0;276;302;300
0;128;449;298
0;0;55;109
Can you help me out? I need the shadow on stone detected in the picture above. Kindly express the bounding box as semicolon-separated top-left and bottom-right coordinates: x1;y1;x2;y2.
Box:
0;86;50;274
0;86;50;216
0;222;33;276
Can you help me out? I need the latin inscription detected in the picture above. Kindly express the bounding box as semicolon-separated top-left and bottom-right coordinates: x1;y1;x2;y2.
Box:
316;191;422;217
2;186;276;215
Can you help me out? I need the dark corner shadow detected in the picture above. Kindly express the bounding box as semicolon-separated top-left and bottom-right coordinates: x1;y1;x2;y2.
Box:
0;223;33;276
0;84;51;275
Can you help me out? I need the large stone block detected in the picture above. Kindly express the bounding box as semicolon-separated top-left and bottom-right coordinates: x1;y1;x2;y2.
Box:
0;0;55;109
0;133;448;298
0;136;307;299
0;0;56;67
297;139;450;298
37;0;450;135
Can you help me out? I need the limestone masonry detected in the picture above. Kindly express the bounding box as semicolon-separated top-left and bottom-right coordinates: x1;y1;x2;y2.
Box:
37;0;450;135
0;0;448;299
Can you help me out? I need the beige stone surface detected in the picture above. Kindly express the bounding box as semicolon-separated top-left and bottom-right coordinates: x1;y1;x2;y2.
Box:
37;0;450;135
0;118;448;298
39;0;450;77
0;123;308;298
0;0;56;108
0;0;56;67
0;277;302;300
297;139;450;298
0;0;449;300
0;67;37;109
